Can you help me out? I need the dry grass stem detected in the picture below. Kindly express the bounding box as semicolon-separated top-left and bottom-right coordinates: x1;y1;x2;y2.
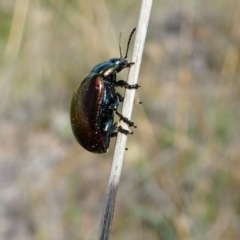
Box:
98;0;152;240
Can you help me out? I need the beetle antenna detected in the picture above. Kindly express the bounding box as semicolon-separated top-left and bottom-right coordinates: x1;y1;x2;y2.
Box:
119;31;123;58
124;28;136;59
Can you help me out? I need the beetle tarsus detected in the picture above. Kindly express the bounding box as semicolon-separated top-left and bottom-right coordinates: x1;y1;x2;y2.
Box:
126;83;140;89
115;80;140;90
110;125;133;138
115;111;137;128
118;126;133;135
110;132;118;138
116;92;124;102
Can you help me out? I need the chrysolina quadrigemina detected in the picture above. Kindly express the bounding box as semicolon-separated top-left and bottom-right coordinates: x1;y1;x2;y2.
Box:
70;28;140;153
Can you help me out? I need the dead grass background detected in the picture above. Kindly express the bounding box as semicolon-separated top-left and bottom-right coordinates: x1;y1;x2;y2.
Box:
1;0;240;239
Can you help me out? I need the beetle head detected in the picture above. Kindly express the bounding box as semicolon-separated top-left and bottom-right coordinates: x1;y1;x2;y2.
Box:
101;28;136;76
111;28;136;72
108;58;134;73
119;28;136;69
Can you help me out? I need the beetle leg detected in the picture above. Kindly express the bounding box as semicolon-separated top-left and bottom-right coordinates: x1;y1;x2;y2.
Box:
110;132;118;138
115;80;140;89
118;126;134;135
109;122;119;138
115;111;137;128
106;89;120;111
116;92;124;102
110;126;134;138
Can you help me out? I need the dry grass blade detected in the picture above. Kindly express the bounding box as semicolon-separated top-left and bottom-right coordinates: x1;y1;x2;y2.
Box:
98;0;153;240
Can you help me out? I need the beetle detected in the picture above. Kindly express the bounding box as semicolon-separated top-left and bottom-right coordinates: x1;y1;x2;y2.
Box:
70;28;139;153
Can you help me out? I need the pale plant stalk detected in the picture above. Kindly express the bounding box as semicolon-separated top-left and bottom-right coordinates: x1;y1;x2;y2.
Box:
98;0;152;239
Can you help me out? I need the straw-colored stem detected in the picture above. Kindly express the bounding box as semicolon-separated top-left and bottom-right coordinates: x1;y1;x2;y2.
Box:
98;0;152;239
